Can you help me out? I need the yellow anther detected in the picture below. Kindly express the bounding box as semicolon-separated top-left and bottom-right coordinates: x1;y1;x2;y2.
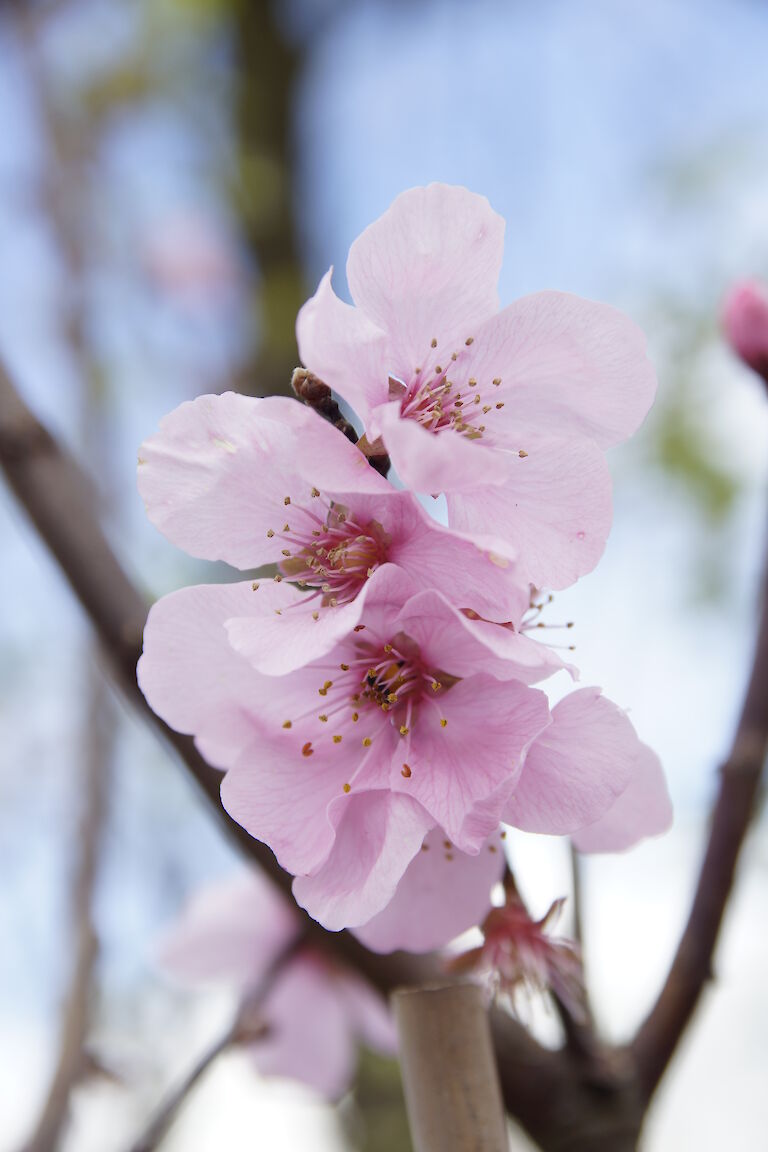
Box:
319;714;328;722
352;712;359;722
399;725;410;736
266;529;275;538
284;496;291;505
430;337;438;348
362;737;372;747
282;720;292;729
333;735;343;744
495;402;504;410
281;549;291;557
493;377;501;386
274;574;283;582
431;680;441;691
401;763;412;778
311;486;320;497
440;718;448;728
312;611;319;621
465;336;474;345
343;782;351;793
518;449;528;458
252;582;260;591
468;377;477;386
302;742;314;757
340;663;350;671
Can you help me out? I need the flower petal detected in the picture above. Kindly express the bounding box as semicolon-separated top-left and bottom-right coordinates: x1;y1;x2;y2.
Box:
375;400;510;494
296;269;391;427
446;436;613;589
256;954;358;1098
505;687;638;835
395;676;551;852
347;184;504;368
137;581;279;769
138;392;385;568
292;790;434;931
572;743;672;853
157;871;297;991
354;826;506;954
462;291;657;449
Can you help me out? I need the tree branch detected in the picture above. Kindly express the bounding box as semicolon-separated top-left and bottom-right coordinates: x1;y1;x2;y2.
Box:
632;539;768;1099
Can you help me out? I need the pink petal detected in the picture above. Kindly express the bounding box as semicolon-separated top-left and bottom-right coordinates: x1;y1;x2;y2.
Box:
292;791;434;930
505;687;638;835
256;953;358;1098
137;582;277;769
347;184;504;368
446;436;613;590
354;826;507;954
391;588;567;685
463;291;657;450
396;676;550;851
296;269;391;427
157;871;297;991
375;400;510;494
572;742;672;853
220;729;392;878
138;392;385;568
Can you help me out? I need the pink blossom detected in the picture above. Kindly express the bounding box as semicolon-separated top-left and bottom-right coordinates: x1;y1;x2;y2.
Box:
158;869;395;1100
449;893;584;1019
722;279;768;383
138;391;532;673
138;566;655;938
297;183;657;589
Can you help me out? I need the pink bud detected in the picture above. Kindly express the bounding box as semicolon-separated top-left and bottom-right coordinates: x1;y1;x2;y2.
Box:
722;279;768;384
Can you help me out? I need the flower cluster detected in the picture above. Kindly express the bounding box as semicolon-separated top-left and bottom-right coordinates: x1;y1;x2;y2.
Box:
138;184;672;959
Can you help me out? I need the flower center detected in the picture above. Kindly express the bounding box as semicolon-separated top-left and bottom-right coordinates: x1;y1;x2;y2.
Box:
271;498;390;607
283;629;459;774
389;333;508;444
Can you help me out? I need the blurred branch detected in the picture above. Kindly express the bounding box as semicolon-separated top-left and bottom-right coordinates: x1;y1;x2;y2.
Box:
633;541;768;1100
126;930;302;1152
19;670;110;1152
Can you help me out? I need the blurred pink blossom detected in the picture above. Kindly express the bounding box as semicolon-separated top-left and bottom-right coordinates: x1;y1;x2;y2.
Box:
722;279;768;383
158;870;395;1099
141;211;240;302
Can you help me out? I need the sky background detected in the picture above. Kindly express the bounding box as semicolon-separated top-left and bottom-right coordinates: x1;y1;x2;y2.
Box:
1;0;768;1148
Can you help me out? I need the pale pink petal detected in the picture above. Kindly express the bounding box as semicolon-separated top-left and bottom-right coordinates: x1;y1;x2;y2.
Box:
256;954;357;1099
505;688;638;835
375;400;510;494
460;291;657;449
225;579;368;676
157;871;297;991
138;392;385;568
354;826;506;954
347;184;504;368
391;588;567;685
445;436;613;589
396;676;550;851
296;269;391;426
292;791;434;931
572;743;672;853
221;731;392;878
336;972;398;1055
137;582;280;769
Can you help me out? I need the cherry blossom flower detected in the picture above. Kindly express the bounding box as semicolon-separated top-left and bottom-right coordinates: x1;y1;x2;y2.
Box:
139;567;651;937
449;893;585;1019
138;391;531;673
297;183;657;589
722;279;768;384
158;870;395;1099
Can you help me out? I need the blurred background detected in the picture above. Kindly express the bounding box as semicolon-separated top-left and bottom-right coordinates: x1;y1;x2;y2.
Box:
1;0;767;1148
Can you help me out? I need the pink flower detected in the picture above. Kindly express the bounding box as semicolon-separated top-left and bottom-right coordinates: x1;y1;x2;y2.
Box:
138;565;657;938
138;391;531;674
722;279;768;383
297;183;657;589
158;869;396;1100
449;893;584;1019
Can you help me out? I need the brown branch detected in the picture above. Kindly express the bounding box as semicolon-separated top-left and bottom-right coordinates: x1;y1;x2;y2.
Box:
632;541;768;1100
20;668;110;1152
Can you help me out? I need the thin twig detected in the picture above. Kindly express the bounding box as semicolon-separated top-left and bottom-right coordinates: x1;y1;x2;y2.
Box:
632;539;768;1100
20;669;110;1152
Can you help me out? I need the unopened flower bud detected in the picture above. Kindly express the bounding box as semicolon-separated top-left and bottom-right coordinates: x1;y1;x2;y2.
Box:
722;279;768;385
